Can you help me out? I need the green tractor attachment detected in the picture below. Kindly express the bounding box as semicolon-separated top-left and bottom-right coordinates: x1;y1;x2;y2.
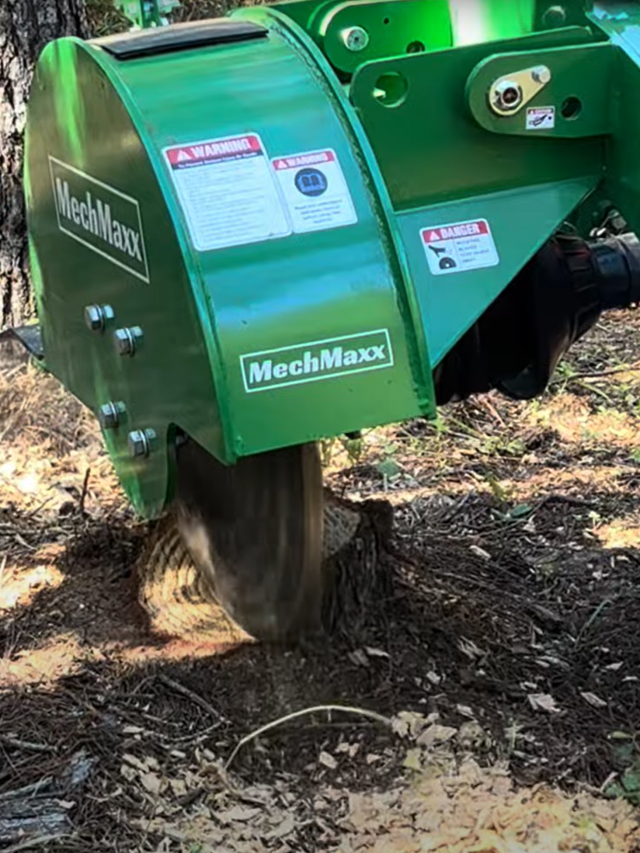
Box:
4;0;640;638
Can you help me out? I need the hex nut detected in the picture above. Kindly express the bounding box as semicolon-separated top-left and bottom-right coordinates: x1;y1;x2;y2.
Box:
98;401;124;430
341;26;370;52
84;304;114;332
531;65;551;85
542;5;566;28
114;326;143;356
128;428;157;459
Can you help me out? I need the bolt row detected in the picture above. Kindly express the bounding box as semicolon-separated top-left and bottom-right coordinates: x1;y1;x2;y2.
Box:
84;303;154;458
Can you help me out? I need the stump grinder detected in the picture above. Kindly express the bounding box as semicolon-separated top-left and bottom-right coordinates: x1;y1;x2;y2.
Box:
3;0;640;639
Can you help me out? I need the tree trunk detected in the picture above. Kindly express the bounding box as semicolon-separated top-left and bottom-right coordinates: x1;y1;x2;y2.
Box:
0;0;87;330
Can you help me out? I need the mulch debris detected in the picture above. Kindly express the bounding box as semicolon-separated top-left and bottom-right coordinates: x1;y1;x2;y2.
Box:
1;311;640;850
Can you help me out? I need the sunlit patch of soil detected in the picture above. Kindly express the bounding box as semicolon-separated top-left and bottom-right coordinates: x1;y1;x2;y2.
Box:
594;512;640;550
0;632;88;687
0;563;64;612
531;394;638;450
337;757;640;853
0;631;251;688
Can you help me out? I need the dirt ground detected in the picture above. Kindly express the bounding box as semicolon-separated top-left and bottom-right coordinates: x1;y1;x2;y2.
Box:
1;308;640;852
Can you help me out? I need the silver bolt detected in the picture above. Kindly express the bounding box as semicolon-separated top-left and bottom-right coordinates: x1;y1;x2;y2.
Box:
98;401;125;430
84;304;114;332
341;26;370;52
531;65;551;85
114;326;143;357
492;79;524;113
542;5;566;27
128;428;156;458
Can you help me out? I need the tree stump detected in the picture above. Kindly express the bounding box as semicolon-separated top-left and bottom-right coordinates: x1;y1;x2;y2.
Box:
136;490;393;642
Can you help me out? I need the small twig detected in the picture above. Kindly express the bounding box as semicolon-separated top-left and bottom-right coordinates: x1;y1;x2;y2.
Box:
156;674;222;723
0;736;54;753
552;364;640;384
599;771;618;793
225;704;393;770
0;776;53;802
439;491;474;524
25;498;54;519
78;468;90;515
574;599;612;647
476;396;506;428
0;834;67;853
534;493;596;513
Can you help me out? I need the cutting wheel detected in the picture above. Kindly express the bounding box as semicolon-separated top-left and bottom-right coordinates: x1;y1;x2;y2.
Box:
173;437;324;640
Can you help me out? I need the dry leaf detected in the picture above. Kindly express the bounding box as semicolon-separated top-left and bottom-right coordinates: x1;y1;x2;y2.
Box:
456;704;475;718
319;751;338;769
528;693;561;713
469;544;491;560
580;691;607;708
216;805;262;824
348;649;370;667
336;742;359;758
265;813;295;839
365;647;390;659
140;771;162;796
417;724;458;748
403;748;423;770
458;638;486;659
392;711;428;739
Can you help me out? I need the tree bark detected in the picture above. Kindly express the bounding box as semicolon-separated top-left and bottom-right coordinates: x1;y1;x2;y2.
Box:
0;0;87;330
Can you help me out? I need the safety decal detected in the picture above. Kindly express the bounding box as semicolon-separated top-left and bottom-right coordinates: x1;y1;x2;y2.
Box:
526;106;555;130
163;134;290;251
271;149;357;233
421;219;499;276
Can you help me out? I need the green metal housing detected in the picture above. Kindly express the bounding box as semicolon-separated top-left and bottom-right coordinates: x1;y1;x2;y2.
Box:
22;0;640;518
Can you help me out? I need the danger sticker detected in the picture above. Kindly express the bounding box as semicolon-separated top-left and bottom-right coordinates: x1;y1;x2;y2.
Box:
272;149;357;233
164;134;290;251
421;219;499;276
526;106;555;130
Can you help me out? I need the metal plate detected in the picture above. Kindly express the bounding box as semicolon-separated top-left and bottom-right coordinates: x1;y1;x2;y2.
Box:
174;439;324;640
96;20;267;60
0;325;44;359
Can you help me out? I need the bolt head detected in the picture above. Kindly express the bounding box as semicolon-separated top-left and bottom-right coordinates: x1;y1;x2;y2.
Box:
531;65;551;85
542;5;566;28
99;402;121;430
114;326;143;356
342;26;369;52
128;428;156;459
84;304;114;332
114;328;133;355
128;430;148;458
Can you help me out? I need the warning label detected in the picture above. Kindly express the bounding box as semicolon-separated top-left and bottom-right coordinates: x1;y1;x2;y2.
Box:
421;219;499;276
164;134;290;251
272;149;357;233
526;106;556;130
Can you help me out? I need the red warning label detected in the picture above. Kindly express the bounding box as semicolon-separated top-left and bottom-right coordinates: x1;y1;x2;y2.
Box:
163;133;290;251
165;135;263;168
271;148;356;234
420;218;499;276
273;151;336;171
